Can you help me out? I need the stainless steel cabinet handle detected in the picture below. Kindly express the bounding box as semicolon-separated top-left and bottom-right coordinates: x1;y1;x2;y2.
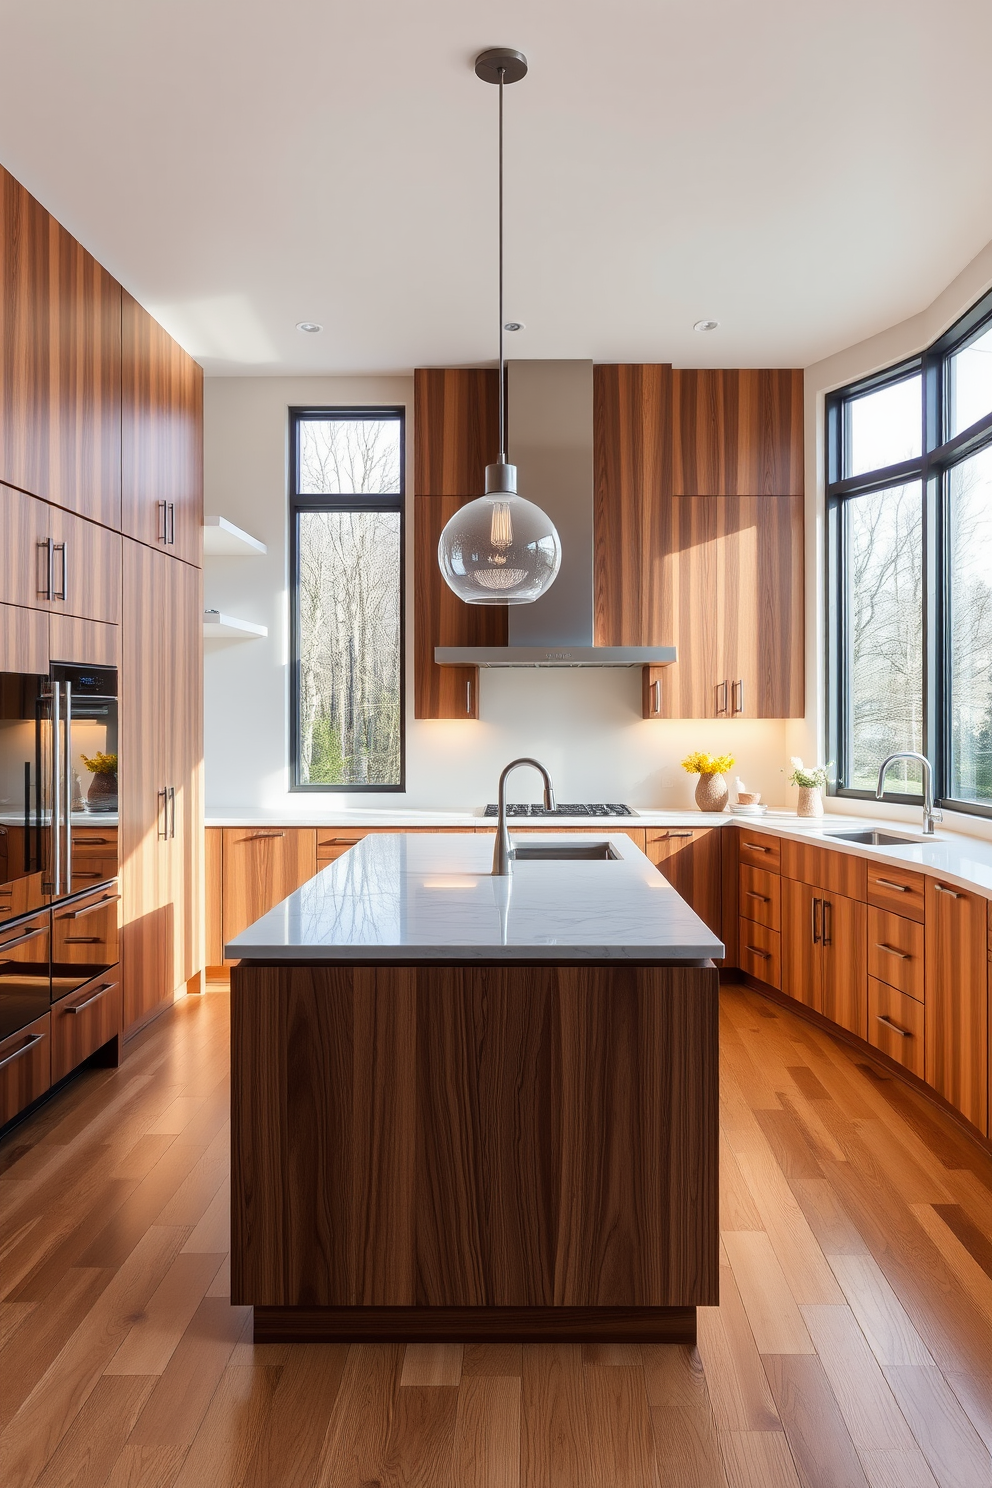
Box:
745;944;771;959
717;680;729;713
732;678;744;714
932;882;962;898
168;786;176;840
875;942;910;960
0;1032;44;1070
53;542;67;600
58;893;121;921
64;981;116;1014
158;501;168;543
658;832;693;840
52;682;62;895
466;679;472;715
743;841;771;852
822;898;832;946
63;681;72;891
167;503;176;545
38;537;54;599
62;936;102;944
746;891;770;902
873;876;910;893
72;837;113;846
811;896;821;944
158;788;169;840
0;925;48;954
247;831;285;840
652;679;661;714
320;838;357;847
876;1014;911;1038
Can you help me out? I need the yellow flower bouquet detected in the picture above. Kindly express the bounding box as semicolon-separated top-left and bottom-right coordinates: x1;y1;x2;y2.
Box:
82;751;118;775
680;751;735;776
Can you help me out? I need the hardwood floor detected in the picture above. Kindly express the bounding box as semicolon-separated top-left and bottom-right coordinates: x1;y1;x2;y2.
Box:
2;982;990;1487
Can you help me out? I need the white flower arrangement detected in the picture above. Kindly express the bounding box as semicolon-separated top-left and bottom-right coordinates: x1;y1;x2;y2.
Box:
785;756;830;789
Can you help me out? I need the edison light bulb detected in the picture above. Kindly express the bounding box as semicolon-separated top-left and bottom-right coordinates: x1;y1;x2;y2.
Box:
437;465;561;605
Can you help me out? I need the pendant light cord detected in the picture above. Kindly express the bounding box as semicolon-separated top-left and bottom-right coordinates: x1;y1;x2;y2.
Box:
498;65;505;462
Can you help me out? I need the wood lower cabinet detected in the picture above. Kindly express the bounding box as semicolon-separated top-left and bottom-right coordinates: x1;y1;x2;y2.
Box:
644;827;722;938
868;979;925;1080
925;878;988;1133
50;968;122;1083
0;1012;51;1125
1;166;122;528
780;840;866;901
739;863;781;931
221;828;317;948
781;877;866;1037
782;878;819;1012
738;919;781;989
120;542;202;1033
867;906;924;1002
121;292;203;567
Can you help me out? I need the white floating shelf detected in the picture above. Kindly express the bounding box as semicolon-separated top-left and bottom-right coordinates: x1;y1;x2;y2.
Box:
203;515;267;556
203;610;268;639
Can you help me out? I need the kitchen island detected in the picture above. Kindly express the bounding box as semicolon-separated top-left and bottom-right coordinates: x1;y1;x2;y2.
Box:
227;832;724;1343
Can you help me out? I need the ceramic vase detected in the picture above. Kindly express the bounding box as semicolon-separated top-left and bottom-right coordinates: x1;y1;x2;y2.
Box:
87;772;118;811
797;785;823;818
695;772;729;812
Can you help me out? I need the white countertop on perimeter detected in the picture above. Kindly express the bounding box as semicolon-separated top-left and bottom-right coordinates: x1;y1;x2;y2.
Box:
225;831;727;963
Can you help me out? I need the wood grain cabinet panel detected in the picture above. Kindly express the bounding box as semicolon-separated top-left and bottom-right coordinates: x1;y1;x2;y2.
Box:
1;483;52;608
48;614;118;668
739;863;782;931
0;603;48;673
868;978;925;1080
122;291;203;567
819;891;867;1039
671;368;804;497
414;369;500;497
0;1011;51;1125
738;919;781;989
644;827;722;938
0;484;121;623
925;878;988;1133
780;840;866;900
221;828;317;947
867;906;924;1002
780;877;818;1010
866;860;926;923
737;832;781;872
50;969;121;1083
1;166;122;527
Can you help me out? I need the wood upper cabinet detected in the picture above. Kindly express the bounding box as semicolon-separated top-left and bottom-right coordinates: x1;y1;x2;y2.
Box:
120;541;202;1033
413;369;506;719
1;484;121;624
925;877;988;1134
221;828;317;949
671;369;804;497
0;603;47;673
122;291;203;567
1;167;122;528
644;826;722;938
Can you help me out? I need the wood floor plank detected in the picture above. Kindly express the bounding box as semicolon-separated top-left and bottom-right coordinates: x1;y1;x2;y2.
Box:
828;1254;935;1367
313;1343;404;1486
454;1374;521;1488
799;1304;916;1451
763;1353;870;1488
33;1373;156;1488
720;1135;764;1231
945;1371;992;1457
729;1145;847;1306
379;1383;459;1488
581;1343;642;1365
105;1251;226;1376
696;1257;781;1432
579;1363;660;1488
0;1298;36;1350
719;1430;802;1488
126;1294;249;1448
520;1345;590;1488
882;1365;992;1488
182;1176;230;1254
0;1266;113;1430
642;1344;728;1486
857;1448;941;1488
789;1178;869;1257
400;1343;464;1387
461;1344;522;1377
101;1444;187;1488
170;1365;282;1488
723;1232;815;1355
241;1343;349;1488
930;1204;992;1283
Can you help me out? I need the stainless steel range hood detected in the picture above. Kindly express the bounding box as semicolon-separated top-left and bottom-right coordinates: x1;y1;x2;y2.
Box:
435;360;676;668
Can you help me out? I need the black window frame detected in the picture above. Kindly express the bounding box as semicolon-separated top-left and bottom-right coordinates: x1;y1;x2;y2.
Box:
289;405;406;793
826;288;992;820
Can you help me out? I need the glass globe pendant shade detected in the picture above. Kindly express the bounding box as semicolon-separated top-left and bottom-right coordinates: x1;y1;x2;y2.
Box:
437;462;561;605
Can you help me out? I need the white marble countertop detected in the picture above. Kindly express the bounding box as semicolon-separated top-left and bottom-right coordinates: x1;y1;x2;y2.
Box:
225;831;727;963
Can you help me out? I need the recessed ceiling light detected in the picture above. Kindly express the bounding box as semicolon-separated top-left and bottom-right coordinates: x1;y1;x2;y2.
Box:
296;321;322;334
504;321;524;332
694;319;719;333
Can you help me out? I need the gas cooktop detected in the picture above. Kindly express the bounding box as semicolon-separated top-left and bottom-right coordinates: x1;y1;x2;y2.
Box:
483;803;635;818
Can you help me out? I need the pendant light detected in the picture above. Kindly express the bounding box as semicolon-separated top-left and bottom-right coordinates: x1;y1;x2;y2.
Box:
437;48;562;606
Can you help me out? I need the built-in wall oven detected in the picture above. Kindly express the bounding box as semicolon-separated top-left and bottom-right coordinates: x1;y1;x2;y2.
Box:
0;663;118;1041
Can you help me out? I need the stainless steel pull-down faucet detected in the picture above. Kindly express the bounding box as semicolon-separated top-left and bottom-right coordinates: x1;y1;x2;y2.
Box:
876;751;942;836
492;757;557;875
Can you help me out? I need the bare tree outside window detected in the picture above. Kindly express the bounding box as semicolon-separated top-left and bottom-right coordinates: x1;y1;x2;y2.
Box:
292;413;403;789
948;448;992;805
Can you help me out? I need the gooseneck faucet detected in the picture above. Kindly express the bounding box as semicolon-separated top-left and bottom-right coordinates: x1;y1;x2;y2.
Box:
492;757;557;875
876;752;941;836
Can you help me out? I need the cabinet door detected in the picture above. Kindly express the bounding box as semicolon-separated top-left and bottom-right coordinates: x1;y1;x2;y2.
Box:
781;877;820;1011
644;827;722;937
122;291;203;567
0;485;121;623
657;497;725;717
221;828;317;947
1;484;49;608
728;496;804;719
0;603;48;673
925;879;988;1133
671;369;804;497
1;166;122;528
0;1011;51;1126
820;891;867;1038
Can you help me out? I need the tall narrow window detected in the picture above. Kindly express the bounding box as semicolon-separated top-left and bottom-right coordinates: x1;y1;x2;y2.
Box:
291;409;404;790
826;288;992;820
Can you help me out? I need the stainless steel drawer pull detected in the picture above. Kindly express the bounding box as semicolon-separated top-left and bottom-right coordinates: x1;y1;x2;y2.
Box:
658;832;693;840
652;679;661;714
65;981;116;1014
466;680;472;714
876;1014;911;1039
0;926;47;953
874;877;910;893
745;944;771;959
0;1032;43;1070
875;942;910;960
745;891;770;903
247;832;285;840
58;893;120;921
933;883;962;898
743;841;771;852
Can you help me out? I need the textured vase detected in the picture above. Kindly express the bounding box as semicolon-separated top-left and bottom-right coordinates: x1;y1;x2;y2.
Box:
797;785;823;818
695;772;729;812
87;772;118;811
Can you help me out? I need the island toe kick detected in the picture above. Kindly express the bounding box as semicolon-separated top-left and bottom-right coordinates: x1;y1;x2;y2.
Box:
231;960;720;1343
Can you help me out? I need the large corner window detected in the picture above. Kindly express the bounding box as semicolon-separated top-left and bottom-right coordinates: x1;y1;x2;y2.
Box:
827;290;992;817
290;408;404;790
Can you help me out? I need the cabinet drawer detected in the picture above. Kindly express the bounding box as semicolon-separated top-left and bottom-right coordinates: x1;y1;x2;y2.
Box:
737;832;781;872
738;918;781;990
780;839;866;899
51;969;121;1083
0;1011;51;1126
739;864;781;931
868;978;924;1080
866;861;926;924
70;827;119;858
867;906;924;1002
316;829;366;865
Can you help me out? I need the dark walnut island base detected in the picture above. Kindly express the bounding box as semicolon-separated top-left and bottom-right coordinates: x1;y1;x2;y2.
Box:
227;834;723;1343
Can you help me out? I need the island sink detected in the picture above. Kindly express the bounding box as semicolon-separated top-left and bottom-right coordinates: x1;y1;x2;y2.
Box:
227;833;723;1345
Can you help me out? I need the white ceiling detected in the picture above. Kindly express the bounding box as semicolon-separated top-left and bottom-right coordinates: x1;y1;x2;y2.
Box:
2;1;991;376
